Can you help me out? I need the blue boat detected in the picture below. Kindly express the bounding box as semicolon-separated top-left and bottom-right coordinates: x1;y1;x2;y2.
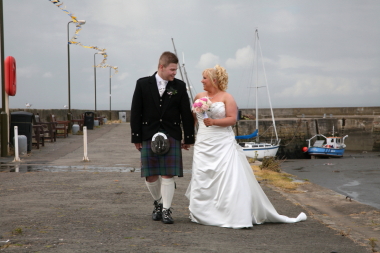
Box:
304;134;348;158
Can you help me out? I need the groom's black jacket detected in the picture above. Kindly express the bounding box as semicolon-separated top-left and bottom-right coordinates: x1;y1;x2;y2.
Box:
130;72;195;144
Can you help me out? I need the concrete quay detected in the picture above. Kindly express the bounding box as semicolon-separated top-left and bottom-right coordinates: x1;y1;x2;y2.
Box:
0;122;378;252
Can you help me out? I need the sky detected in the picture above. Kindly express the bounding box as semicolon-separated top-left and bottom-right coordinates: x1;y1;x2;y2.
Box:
2;0;380;111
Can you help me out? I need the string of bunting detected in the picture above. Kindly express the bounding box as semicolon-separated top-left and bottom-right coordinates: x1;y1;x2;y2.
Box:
49;0;118;76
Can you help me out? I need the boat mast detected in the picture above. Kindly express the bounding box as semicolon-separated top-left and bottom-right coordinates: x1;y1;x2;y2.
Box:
255;29;259;143
257;31;278;142
182;53;195;103
171;38;184;81
171;38;195;103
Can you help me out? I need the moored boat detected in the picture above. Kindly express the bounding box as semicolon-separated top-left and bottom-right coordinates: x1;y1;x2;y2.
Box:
238;141;280;160
235;29;280;160
304;134;348;158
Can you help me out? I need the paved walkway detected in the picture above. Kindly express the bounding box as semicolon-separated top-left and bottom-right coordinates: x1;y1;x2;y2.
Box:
0;123;378;252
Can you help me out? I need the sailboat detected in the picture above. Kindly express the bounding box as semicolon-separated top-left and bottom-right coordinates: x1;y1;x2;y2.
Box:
235;29;281;160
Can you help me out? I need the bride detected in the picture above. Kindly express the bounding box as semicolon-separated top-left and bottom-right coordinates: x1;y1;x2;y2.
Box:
185;65;307;228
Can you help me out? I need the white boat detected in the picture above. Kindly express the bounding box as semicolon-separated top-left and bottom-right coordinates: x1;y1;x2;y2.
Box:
235;29;280;160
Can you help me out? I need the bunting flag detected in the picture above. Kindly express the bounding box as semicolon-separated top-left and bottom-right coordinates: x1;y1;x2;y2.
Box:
49;0;118;75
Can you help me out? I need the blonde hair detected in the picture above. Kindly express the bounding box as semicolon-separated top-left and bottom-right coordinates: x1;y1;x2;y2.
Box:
203;65;228;91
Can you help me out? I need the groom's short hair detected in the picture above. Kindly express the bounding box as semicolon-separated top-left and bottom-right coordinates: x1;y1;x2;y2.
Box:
158;51;178;68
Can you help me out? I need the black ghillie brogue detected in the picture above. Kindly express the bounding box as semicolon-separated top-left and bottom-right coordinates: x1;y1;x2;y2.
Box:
152;200;163;221
161;208;174;224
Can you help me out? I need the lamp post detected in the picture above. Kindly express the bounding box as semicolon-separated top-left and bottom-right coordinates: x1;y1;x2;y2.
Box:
67;20;85;113
109;66;111;120
94;52;105;112
1;0;8;156
108;66;115;120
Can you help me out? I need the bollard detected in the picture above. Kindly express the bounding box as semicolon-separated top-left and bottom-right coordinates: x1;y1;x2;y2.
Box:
72;124;80;135
83;126;90;161
13;126;21;162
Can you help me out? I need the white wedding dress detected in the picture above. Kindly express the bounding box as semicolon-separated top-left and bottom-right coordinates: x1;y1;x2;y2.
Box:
185;102;307;228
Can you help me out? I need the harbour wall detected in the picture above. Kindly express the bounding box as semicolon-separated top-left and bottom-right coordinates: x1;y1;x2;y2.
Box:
237;106;380;158
4;106;380;158
7;109;126;122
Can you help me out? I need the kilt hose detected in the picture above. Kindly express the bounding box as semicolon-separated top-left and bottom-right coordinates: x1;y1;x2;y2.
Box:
141;135;183;177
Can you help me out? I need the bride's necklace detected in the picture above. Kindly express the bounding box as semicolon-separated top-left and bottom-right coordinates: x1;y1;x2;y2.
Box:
207;91;220;99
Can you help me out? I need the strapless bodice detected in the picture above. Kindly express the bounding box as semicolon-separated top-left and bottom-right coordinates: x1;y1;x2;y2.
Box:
196;102;232;133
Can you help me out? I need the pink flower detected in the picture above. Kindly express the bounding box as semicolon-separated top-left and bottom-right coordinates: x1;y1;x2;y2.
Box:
194;102;202;108
192;97;212;114
201;104;209;111
194;107;202;113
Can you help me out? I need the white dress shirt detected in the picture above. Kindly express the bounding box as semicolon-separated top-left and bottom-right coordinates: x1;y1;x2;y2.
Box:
155;74;168;97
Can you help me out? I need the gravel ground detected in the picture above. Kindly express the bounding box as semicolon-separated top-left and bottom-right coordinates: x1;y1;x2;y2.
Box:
0;123;375;252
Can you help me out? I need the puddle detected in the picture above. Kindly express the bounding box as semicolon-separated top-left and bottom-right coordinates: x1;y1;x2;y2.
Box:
346;155;365;159
288;175;307;183
292;179;306;183
0;165;36;173
0;164;192;173
341;180;360;187
337;180;360;199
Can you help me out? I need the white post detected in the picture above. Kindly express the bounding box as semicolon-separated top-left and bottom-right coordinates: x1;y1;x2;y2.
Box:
83;126;90;161
13;126;21;162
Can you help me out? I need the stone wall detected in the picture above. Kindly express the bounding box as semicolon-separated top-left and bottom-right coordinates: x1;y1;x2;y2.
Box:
7;109;131;122
239;106;380;118
234;116;380;158
3;106;379;158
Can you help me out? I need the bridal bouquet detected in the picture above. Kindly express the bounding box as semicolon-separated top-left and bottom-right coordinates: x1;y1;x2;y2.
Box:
192;97;212;119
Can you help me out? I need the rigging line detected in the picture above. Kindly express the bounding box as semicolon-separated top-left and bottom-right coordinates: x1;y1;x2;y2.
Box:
187;76;198;98
257;124;273;137
171;38;184;81
246;44;256;109
241;124;273;142
280;119;303;147
184;74;198;102
235;31;256;109
258;33;278;141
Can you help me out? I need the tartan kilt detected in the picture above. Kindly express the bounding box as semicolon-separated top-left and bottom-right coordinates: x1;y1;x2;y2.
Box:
141;135;183;177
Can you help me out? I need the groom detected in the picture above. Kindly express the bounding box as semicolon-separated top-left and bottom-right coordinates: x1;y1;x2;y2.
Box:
130;51;195;224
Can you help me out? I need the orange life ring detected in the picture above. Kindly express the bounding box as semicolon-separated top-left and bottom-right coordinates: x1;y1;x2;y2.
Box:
5;56;17;96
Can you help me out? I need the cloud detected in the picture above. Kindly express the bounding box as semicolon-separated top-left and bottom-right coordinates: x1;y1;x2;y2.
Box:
277;55;321;69
275;75;355;99
17;65;41;79
322;58;378;73
196;53;220;69
225;46;254;69
43;72;53;78
116;72;129;81
6;1;380;109
214;3;244;18
266;10;298;33
276;55;378;74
